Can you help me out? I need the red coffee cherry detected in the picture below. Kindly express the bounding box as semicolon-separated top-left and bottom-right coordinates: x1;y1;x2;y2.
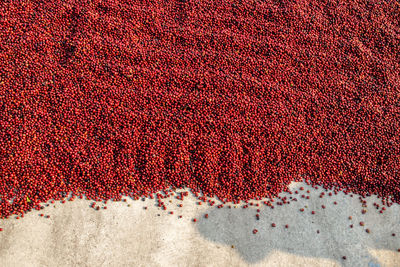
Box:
1;0;399;226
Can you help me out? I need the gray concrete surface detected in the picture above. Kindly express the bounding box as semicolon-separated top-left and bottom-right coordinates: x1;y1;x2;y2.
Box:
0;182;399;267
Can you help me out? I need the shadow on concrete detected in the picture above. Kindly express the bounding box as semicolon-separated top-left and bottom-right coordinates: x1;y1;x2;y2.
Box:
196;185;400;266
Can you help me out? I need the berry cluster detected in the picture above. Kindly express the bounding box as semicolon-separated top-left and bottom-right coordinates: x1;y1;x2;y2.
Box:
0;0;399;218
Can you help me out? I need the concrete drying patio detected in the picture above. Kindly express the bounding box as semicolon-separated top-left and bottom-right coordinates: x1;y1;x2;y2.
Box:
0;182;399;267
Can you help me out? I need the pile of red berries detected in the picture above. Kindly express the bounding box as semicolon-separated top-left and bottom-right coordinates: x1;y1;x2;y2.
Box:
0;0;399;218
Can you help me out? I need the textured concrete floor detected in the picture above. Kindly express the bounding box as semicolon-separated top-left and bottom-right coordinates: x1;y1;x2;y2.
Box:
0;182;399;267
